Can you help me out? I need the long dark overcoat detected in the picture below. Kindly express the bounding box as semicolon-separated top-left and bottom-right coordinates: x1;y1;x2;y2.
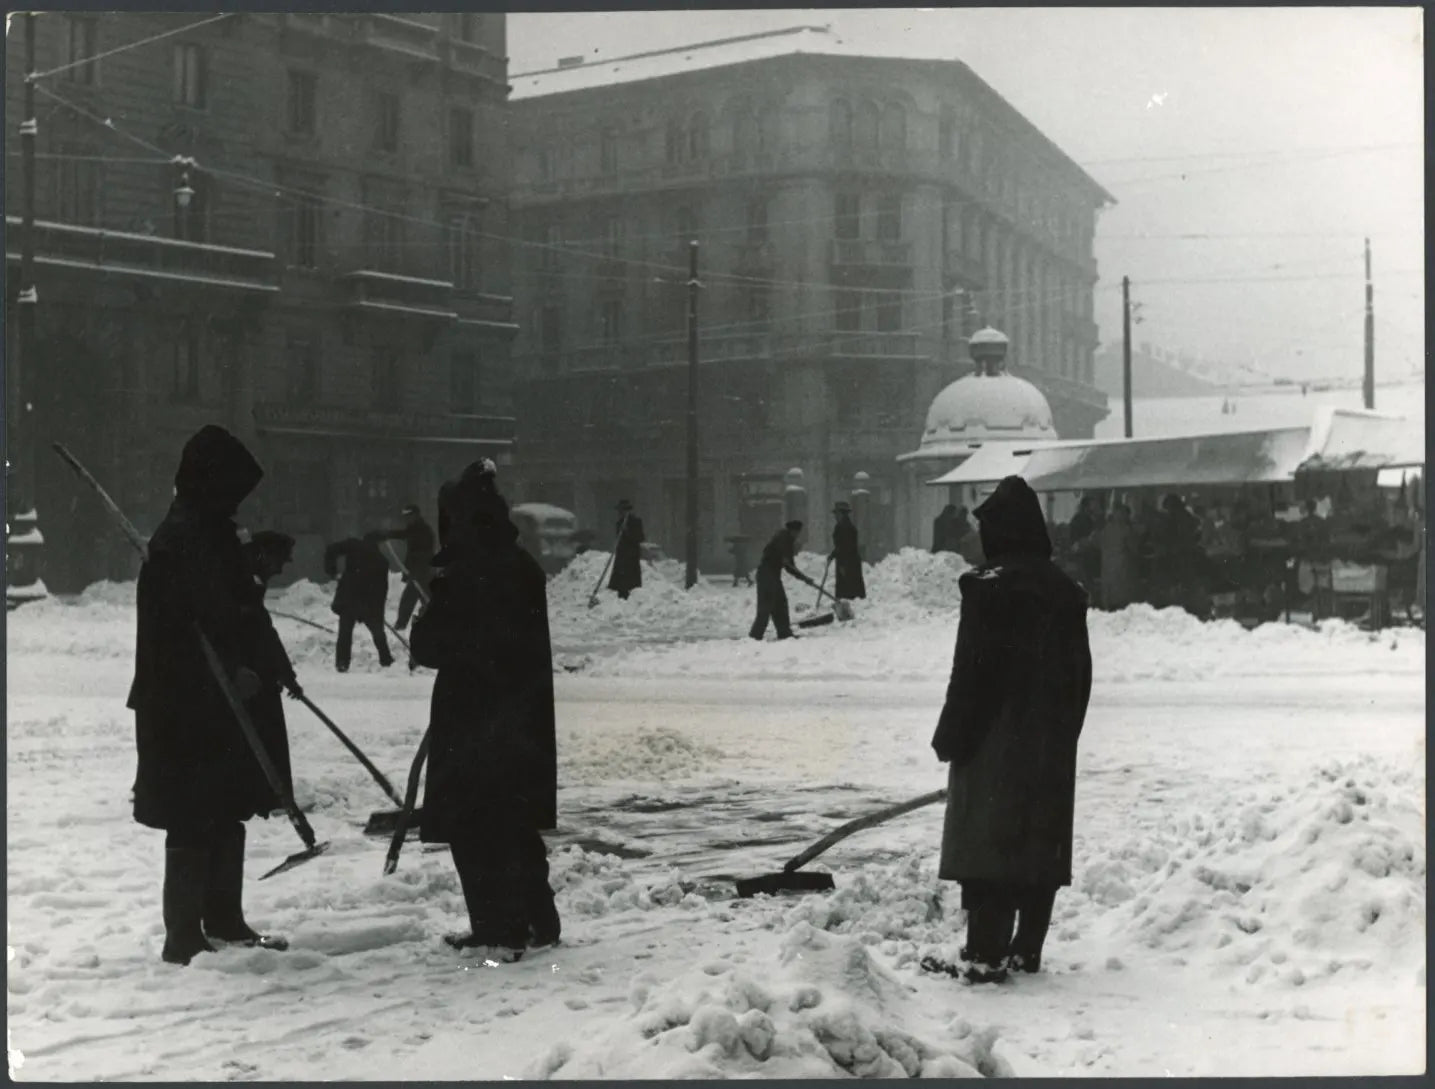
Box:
608;514;644;594
324;537;390;621
931;476;1092;889
411;521;558;840
832;518;866;599
128;427;289;832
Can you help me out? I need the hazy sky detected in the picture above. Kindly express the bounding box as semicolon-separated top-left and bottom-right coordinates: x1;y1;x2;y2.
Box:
509;8;1424;386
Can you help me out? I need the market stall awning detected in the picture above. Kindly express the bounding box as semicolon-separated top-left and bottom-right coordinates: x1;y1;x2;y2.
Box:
925;443;1037;486
1019;427;1312;492
1297;408;1425;473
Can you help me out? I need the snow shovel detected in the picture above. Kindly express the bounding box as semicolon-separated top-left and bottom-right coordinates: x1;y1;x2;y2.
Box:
734;788;948;898
586;512;629;608
811;579;855;623
294;694;404;809
270;609;335;636
797;558;836;629
51;442;330;880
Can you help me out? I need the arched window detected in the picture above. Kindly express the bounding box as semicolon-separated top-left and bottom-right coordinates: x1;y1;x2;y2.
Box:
854;101;879;158
830;99;852;158
881;103;906;158
733;105;757;165
688;111;709;162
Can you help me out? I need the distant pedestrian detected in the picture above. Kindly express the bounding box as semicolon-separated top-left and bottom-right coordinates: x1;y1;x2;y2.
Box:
1097;504;1139;610
383;503;435;631
129;425;293;966
932;504;961;553
830;502;866;601
926;476;1092;984
750;520;817;640
607;500;644;600
323;531;393;671
411;460;560;961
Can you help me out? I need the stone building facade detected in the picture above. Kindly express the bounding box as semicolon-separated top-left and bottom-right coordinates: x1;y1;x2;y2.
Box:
5;12;515;589
506;26;1110;565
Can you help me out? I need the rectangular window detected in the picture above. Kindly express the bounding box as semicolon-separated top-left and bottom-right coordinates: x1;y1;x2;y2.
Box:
285;333;318;404
171;322;201;403
449;107;474;168
372;348;401;409
446;210;481;290
65;17;98;85
287;70;316;135
374;91;400;153
875;293;902;332
291;191;321;267
599;128;617;175
450;350;480;413
876;194;902;242
835;192;860;240
362;179;405;273
835;289;861;332
746;198;769;244
598;298;623;343
173;43;207;108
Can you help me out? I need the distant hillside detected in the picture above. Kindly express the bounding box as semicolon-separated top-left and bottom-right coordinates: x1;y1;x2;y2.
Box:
1093;345;1225;400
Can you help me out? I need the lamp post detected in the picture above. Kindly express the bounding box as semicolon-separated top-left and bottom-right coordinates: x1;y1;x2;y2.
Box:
173;167;195;241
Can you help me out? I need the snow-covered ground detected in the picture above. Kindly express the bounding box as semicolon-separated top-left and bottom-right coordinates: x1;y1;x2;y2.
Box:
7;550;1426;1078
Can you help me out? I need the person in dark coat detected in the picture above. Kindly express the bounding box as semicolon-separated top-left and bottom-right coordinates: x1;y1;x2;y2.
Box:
323;531;393;672
927;475;1093;984
128;425;293;966
750;520;817;640
932;504;961;553
830;502;866;601
384;503;436;631
607;499;644;599
411;460;559;961
240;530;302;805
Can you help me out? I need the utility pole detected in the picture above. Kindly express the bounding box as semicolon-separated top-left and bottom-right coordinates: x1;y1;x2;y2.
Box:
15;13;39;518
1121;275;1133;438
684;240;699;590
1363;237;1374;410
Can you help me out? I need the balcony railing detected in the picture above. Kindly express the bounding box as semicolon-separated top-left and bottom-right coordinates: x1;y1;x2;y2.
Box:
4;217;278;293
254;402;514;445
358;14;440;61
443;37;505;83
340;268;455;320
829;239;913;268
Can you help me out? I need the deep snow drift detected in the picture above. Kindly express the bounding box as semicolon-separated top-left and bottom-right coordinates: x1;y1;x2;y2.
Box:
6;549;1425;1079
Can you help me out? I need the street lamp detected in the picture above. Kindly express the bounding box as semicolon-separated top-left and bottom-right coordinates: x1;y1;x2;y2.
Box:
173;169;194;240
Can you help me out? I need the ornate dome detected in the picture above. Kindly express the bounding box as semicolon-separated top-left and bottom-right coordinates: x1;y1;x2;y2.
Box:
901;327;1057;461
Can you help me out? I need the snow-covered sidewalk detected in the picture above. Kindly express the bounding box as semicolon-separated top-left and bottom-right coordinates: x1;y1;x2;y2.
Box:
6;553;1426;1078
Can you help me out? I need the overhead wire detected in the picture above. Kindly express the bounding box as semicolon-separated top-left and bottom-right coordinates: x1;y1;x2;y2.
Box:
27;12;236;83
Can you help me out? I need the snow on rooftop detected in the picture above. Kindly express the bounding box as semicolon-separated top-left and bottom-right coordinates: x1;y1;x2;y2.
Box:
511;24;864;99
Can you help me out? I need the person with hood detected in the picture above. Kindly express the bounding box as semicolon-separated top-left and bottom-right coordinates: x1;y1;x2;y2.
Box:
750;519;817;641
926;475;1093;984
410;460;560;960
829;502;867;601
607;499;644;600
1097;503;1139;610
128;426;293;966
323;531;394;672
383;503;436;631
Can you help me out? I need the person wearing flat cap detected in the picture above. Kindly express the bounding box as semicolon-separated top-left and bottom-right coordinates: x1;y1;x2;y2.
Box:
830;502;866;602
607;499;645;601
750;519;817;640
382;503;436;632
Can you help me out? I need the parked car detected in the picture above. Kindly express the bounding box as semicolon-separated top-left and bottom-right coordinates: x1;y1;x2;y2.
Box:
510;502;579;576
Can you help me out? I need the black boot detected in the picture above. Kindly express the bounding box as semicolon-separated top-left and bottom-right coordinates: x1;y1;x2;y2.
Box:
202;824;289;951
162;848;216;966
527;877;561;949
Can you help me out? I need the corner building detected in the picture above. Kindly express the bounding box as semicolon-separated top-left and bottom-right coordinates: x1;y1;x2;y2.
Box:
506;26;1111;565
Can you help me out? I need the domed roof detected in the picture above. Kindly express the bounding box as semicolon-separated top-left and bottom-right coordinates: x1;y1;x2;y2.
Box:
901;327;1057;462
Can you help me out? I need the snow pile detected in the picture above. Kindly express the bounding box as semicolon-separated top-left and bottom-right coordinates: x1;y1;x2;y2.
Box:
1077;755;1425;987
550;848;710;919
530;921;1019;1079
563;726;726;783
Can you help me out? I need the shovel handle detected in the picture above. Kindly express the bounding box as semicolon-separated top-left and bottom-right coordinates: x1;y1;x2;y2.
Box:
384;728;431;876
783;788;948;873
297;694;405;809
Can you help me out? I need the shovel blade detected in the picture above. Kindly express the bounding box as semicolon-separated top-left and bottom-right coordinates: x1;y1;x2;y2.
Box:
259;841;331;880
364;808;424;836
796;613;834;629
734;870;836;898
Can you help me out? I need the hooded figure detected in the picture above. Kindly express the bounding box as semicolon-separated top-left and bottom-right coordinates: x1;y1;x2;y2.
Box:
323;531;393;671
927;476;1092;984
128;425;292;966
830;503;866;601
411;461;559;961
384;503;436;631
607;499;644;599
